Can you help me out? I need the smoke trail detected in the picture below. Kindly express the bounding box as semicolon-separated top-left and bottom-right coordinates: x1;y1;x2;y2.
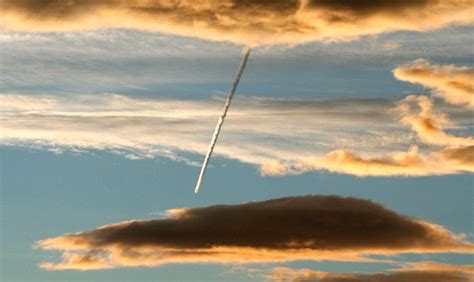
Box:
194;48;251;193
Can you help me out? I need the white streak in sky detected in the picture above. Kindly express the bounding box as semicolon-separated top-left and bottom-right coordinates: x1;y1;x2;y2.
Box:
194;48;251;193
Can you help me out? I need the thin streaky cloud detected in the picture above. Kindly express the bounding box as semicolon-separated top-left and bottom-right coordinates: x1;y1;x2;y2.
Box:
1;93;472;177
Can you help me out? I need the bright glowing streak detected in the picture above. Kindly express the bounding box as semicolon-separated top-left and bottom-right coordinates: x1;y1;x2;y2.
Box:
194;48;251;193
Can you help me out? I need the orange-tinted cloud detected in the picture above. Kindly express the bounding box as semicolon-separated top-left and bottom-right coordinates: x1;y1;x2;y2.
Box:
393;59;474;109
261;145;474;177
396;95;474;147
269;262;474;282
2;1;472;46
297;145;436;177
261;93;474;177
438;145;474;172
36;196;473;270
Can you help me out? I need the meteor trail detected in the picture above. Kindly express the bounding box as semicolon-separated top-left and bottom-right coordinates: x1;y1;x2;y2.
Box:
194;48;251;193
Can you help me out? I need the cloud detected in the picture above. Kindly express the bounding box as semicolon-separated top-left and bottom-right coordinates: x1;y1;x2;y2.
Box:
261;145;474;177
2;93;472;176
2;1;472;46
36;195;473;270
0;93;409;163
396;95;474;147
286;146;442;177
268;262;474;282
393;59;474;109
261;94;474;177
438;145;474;171
2;29;473;95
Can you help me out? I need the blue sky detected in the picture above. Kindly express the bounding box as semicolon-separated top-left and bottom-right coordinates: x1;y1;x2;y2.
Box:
1;2;473;281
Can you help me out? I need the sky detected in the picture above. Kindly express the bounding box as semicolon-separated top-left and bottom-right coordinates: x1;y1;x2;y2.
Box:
1;1;473;281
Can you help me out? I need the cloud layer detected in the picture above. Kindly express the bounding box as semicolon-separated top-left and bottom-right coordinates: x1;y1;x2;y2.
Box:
0;93;408;163
2;93;473;176
393;59;474;109
2;0;472;46
269;262;474;282
36;195;474;270
2;28;472;96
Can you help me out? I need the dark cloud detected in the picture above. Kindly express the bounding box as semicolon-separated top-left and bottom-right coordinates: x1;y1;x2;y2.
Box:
36;195;473;269
304;0;429;16
2;0;471;46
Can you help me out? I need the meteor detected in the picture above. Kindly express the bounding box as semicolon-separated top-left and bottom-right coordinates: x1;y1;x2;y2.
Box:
194;48;251;193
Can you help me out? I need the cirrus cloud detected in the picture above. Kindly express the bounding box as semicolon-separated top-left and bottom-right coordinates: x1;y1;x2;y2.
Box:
2;93;473;177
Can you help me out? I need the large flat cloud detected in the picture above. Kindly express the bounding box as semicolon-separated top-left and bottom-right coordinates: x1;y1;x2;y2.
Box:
36;195;474;270
393;59;474;109
1;0;472;46
268;262;474;282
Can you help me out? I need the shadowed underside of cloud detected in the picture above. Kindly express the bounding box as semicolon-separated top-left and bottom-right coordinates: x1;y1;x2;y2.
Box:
2;0;472;46
269;262;474;282
393;59;474;109
36;195;473;270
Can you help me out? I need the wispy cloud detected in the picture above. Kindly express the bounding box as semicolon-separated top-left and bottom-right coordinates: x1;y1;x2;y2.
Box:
36;196;474;270
261;60;474;177
261;145;473;177
2;93;472;176
2;1;472;46
0;93;407;162
2;29;472;95
393;59;474;109
396;95;474;147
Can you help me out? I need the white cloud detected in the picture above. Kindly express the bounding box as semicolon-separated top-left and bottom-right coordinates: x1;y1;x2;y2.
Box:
1;93;472;177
